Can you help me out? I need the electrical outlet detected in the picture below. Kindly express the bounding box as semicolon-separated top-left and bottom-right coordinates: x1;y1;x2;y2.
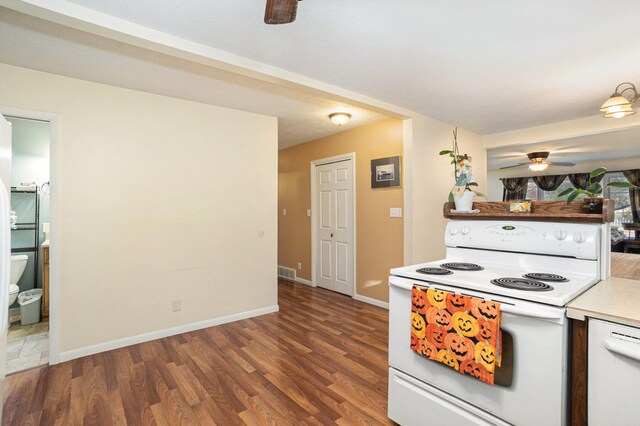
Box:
307;209;311;217
298;262;302;270
173;300;181;312
283;208;287;216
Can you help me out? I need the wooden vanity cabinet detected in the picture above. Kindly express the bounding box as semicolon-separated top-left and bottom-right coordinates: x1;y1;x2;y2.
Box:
42;245;49;320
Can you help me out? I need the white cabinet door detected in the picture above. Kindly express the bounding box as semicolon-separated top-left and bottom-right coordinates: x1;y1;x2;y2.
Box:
315;159;354;296
588;319;640;426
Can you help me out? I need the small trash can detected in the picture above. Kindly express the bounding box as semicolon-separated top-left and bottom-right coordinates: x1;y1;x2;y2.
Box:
18;289;42;325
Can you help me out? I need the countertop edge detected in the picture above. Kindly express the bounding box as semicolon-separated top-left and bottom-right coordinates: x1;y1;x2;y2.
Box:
566;277;640;328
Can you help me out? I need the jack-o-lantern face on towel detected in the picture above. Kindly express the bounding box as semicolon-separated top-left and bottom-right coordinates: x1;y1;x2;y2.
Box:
445;333;475;361
446;293;471;313
426;307;452;330
411;312;426;339
425;324;447;349
427;288;447;309
436;349;460;371
415;339;437;360
460;360;492;383
411;287;428;314
410;333;420;351
477;318;498;346
475;341;497;373
471;299;499;321
452;311;479;337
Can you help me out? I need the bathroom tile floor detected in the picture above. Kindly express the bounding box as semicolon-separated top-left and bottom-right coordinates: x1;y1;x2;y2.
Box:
6;320;49;375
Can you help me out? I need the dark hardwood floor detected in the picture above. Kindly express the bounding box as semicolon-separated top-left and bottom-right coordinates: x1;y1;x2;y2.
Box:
3;280;394;425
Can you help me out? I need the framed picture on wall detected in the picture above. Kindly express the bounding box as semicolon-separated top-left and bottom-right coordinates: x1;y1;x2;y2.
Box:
371;156;401;188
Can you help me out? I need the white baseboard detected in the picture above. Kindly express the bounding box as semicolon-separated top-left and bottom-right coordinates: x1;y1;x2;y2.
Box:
295;277;313;286
59;305;279;363
354;294;389;309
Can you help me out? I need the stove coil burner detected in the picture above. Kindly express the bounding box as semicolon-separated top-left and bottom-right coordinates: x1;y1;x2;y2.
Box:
440;262;484;271
416;267;453;275
523;273;568;282
491;277;554;292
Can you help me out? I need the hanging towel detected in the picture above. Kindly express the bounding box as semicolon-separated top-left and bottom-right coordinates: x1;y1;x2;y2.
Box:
410;285;502;385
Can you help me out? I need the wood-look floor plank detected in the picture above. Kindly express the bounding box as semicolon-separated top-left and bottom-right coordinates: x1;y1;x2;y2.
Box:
3;279;395;425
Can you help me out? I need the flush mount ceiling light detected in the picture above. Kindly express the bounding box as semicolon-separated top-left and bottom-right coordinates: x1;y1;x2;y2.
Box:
599;82;639;118
329;112;352;126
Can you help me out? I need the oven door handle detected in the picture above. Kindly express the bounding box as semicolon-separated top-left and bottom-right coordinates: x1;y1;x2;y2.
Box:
500;304;564;320
604;339;640;363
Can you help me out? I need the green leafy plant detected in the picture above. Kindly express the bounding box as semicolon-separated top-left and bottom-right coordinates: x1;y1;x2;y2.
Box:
439;128;484;202
558;167;634;202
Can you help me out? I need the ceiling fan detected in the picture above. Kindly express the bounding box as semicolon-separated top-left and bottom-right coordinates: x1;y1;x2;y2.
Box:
500;151;575;171
264;0;302;25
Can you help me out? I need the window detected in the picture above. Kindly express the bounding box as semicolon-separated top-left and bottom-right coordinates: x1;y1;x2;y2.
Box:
540;179;586;201
525;181;538;201
603;172;632;226
522;172;632;227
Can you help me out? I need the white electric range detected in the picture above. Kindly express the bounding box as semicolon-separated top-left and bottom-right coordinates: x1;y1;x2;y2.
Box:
388;220;608;426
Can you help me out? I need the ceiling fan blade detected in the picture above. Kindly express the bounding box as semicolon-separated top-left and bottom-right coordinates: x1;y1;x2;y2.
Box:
499;163;530;170
546;162;576;166
265;0;299;24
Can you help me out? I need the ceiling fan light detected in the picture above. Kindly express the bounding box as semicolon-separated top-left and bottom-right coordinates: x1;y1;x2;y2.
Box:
329;112;351;126
529;163;548;172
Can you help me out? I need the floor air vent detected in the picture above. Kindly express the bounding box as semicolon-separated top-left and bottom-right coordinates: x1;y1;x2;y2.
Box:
278;265;296;281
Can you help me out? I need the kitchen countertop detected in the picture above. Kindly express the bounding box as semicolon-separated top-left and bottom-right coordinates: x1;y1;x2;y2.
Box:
566;277;640;328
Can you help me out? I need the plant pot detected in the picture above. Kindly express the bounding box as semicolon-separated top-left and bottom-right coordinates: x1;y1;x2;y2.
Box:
453;191;474;212
581;198;603;214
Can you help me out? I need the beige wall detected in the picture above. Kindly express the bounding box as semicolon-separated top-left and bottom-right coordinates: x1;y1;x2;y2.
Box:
483;114;640;149
405;115;487;264
278;119;403;303
0;63;278;356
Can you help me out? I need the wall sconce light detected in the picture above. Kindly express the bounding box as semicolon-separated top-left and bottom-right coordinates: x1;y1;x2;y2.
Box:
599;82;639;118
329;112;351;126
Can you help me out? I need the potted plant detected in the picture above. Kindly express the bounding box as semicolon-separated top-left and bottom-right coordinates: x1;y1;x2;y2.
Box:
439;128;484;211
558;167;634;213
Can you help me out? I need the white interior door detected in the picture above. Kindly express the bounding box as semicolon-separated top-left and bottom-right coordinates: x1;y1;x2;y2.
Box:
0;114;13;417
315;159;354;296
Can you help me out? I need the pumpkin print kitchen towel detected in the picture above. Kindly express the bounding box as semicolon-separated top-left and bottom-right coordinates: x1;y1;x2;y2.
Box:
410;285;502;385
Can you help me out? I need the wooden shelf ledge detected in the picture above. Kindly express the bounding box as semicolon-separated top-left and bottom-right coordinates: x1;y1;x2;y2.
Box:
443;200;614;224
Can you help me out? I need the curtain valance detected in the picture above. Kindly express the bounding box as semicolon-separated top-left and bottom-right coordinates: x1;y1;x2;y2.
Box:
500;177;529;201
623;169;640;186
533;175;566;191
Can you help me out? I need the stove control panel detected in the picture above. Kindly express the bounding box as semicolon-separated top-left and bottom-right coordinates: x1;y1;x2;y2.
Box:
445;220;601;259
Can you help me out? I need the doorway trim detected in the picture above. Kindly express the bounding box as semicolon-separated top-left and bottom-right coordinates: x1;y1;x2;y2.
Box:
310;152;356;297
0;105;60;365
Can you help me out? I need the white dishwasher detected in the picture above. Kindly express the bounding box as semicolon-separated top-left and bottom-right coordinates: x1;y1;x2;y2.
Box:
588;319;640;426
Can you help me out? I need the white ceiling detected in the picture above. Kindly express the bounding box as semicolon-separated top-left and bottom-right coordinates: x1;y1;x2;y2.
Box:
1;0;640;144
0;7;390;149
487;126;640;171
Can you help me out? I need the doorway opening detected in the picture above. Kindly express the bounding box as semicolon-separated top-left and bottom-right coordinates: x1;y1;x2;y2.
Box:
6;116;51;374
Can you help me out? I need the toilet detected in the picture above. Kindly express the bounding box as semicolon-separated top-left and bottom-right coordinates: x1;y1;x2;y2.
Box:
9;255;28;305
